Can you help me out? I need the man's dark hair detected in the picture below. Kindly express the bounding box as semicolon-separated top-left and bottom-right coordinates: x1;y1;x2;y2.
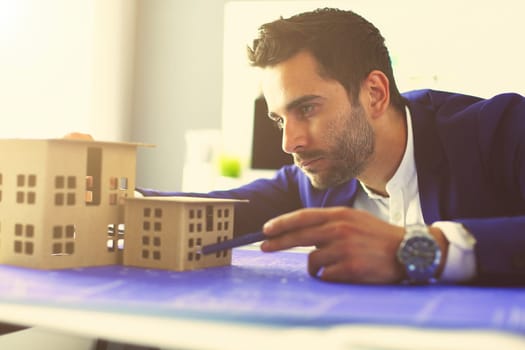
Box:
247;8;406;111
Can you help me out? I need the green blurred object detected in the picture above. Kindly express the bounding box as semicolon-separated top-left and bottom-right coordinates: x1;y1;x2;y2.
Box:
219;155;241;178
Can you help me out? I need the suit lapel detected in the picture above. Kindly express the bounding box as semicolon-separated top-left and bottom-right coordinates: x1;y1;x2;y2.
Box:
406;93;447;224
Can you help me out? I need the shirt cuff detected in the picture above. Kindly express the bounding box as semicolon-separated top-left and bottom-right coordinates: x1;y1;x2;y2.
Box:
431;221;477;283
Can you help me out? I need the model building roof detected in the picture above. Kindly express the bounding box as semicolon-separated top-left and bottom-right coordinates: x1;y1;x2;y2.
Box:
0;138;154;148
127;196;249;204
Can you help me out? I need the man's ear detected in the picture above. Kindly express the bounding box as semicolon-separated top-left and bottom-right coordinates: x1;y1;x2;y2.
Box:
360;70;390;119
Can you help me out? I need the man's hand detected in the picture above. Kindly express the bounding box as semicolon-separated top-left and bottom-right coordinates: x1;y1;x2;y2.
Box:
261;207;407;284
63;132;94;141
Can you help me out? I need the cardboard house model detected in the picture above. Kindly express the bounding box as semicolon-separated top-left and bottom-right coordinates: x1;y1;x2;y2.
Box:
124;197;244;271
0;138;243;271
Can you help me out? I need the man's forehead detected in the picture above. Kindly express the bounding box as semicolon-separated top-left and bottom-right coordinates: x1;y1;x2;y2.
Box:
261;70;347;116
260;53;329;110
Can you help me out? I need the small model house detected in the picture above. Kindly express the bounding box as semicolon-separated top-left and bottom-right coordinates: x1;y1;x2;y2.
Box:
0;139;141;269
124;197;245;271
0;138;243;272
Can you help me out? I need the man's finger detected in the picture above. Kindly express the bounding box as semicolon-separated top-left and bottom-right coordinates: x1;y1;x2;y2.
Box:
263;207;349;235
63;132;94;141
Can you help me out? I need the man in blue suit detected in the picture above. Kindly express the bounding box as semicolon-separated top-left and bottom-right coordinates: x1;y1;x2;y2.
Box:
141;8;525;285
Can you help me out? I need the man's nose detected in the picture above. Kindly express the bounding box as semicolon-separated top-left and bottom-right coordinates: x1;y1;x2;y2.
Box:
281;118;307;154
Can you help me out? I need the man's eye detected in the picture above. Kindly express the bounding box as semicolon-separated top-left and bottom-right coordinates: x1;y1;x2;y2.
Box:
300;104;314;116
268;113;284;130
274;117;284;130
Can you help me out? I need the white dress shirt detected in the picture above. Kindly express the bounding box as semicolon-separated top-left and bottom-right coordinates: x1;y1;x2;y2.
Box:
353;108;477;283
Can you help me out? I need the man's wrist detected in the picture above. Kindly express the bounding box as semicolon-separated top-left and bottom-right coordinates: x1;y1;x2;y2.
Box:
431;221;477;282
428;226;449;278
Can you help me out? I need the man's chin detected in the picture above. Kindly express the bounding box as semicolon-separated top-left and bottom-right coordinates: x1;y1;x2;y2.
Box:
305;171;353;190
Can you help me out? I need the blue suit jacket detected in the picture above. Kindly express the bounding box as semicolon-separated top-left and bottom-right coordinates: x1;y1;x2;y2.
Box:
140;89;525;285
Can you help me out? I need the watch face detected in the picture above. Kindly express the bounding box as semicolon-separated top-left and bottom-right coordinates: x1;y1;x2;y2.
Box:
399;236;440;272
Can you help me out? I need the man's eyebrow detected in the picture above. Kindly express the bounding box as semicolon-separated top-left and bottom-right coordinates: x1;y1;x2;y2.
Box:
267;94;322;120
285;94;322;111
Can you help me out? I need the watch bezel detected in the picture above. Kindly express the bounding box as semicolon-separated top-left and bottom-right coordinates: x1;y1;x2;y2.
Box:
397;225;441;284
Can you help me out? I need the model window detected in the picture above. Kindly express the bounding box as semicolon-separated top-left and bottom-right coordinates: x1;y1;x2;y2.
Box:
154;222;162;232
28;175;37;187
206;205;213;232
16;174;37;205
51;224;76;256
13;224;35;256
106;223;124;252
109;177;118;190
55;176;65;189
67;176;76;189
54;175;75;206
85;147;102;205
119;177;128;190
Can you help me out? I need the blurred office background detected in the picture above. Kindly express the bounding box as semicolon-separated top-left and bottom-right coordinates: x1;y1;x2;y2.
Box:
1;0;524;192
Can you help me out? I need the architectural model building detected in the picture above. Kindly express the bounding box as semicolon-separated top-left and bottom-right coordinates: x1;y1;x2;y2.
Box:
124;197;246;271
0;138;244;271
0;138;143;269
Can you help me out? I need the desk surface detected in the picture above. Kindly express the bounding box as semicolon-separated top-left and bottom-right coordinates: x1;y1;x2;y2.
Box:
0;248;524;348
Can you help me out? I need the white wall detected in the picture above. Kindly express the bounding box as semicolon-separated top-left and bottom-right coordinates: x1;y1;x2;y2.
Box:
0;0;136;140
0;0;228;192
92;0;136;141
131;0;226;191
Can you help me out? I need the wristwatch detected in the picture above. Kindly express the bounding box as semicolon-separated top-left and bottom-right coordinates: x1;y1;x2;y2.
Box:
397;224;441;284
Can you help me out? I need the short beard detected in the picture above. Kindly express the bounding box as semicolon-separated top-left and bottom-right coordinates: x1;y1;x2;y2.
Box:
297;103;375;189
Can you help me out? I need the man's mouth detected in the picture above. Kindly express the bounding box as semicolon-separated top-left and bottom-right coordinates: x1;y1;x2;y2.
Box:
296;156;324;171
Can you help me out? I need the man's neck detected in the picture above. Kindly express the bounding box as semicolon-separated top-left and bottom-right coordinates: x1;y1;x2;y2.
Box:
357;107;407;197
